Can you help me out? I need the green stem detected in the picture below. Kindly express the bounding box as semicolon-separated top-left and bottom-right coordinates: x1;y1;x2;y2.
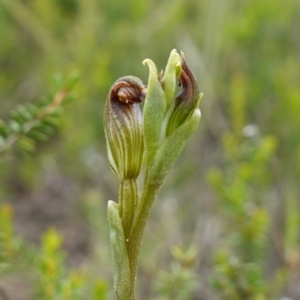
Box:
127;174;163;299
117;179;140;300
119;179;139;240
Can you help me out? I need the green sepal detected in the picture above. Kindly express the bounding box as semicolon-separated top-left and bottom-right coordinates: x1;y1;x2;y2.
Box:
161;49;182;109
143;59;166;166
107;200;131;300
147;103;201;186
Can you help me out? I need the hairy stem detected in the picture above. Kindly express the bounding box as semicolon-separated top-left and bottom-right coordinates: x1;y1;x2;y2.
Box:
127;173;163;299
119;179;139;240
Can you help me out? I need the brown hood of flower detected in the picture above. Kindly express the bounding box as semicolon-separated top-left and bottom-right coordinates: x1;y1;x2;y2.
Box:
104;76;145;180
166;53;200;136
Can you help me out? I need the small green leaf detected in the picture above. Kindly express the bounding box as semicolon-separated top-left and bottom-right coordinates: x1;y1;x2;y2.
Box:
65;70;80;90
8;120;22;132
39;124;55;135
0;120;10;137
107;200;131;300
43;116;60;127
17;136;35;153
16;105;33;120
11;110;25;124
147;106;201;185
27;130;49;142
24;103;38;116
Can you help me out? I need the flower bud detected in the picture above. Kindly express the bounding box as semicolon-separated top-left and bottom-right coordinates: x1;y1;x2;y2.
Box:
104;76;145;180
161;49;182;109
166;52;202;136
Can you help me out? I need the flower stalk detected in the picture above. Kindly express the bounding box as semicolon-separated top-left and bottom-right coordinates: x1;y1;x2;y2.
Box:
104;50;202;300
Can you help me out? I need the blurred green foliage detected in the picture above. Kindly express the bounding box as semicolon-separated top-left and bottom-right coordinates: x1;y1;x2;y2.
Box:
152;246;198;300
0;0;300;299
208;132;275;299
0;205;108;300
0;72;78;158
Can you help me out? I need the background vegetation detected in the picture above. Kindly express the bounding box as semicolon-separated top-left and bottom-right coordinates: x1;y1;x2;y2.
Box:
0;0;300;299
